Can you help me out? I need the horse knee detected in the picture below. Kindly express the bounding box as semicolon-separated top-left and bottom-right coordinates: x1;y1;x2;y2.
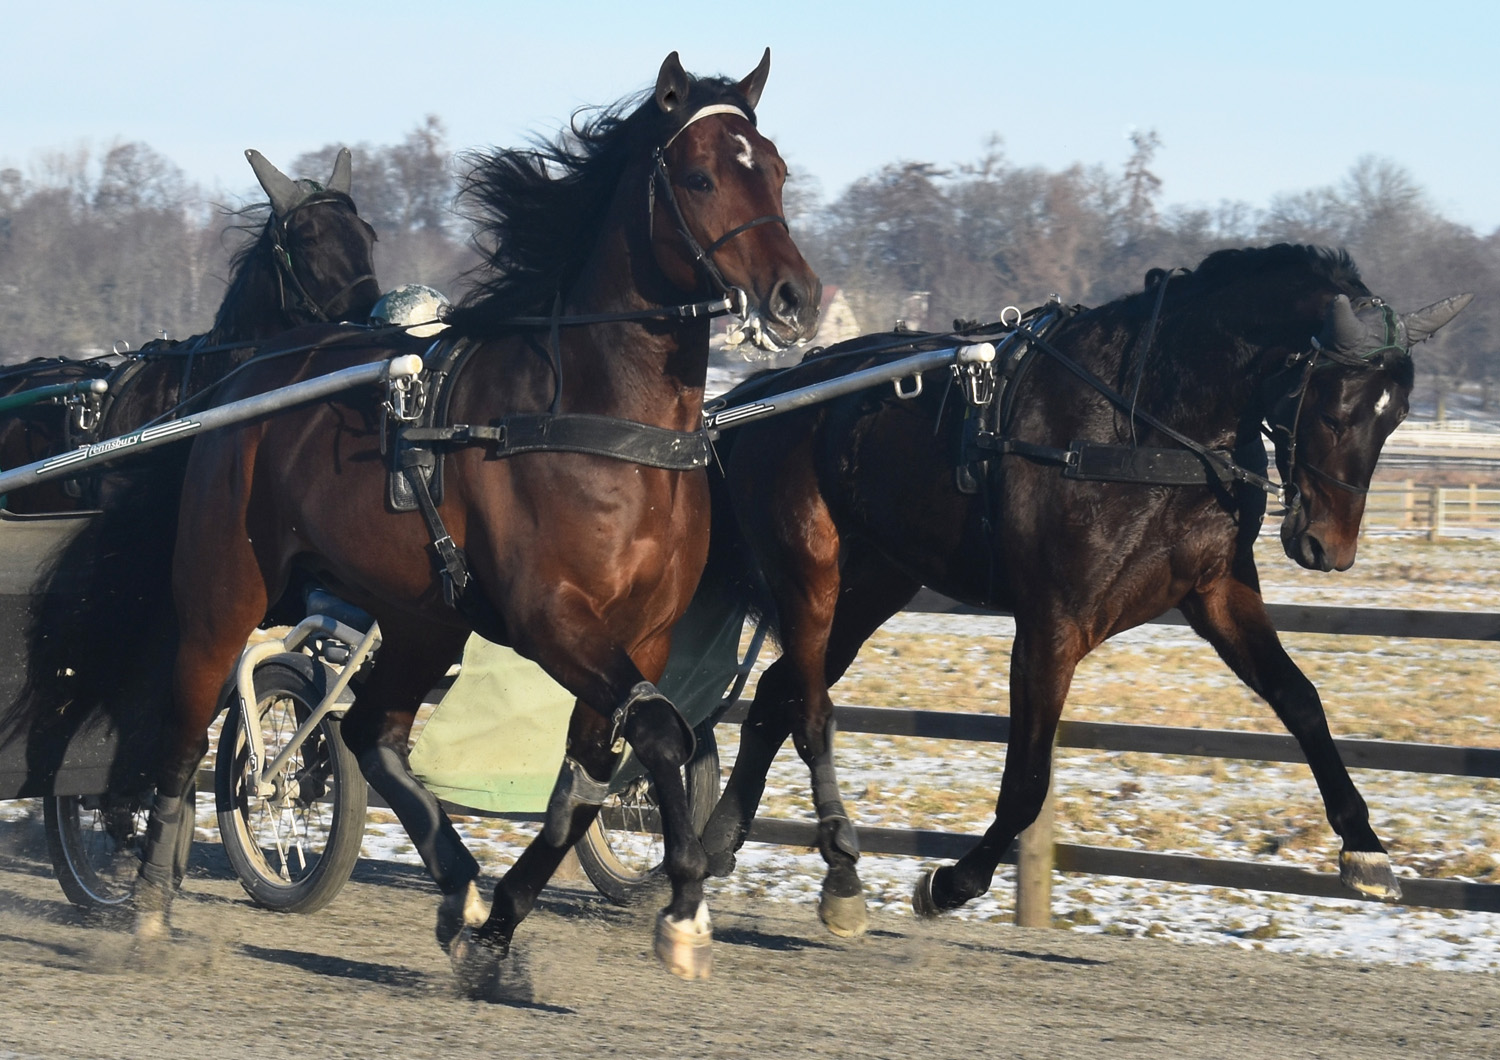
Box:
618;681;694;770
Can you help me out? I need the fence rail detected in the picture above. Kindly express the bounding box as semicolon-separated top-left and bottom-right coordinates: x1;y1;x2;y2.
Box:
1363;482;1500;537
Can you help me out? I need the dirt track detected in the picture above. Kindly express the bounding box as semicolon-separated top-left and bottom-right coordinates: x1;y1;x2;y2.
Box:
0;816;1497;1060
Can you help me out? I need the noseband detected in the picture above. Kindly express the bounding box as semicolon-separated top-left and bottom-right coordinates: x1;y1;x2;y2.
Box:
269;192;376;323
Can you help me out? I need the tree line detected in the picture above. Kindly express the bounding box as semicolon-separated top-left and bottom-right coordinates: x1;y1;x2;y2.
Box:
3;120;1495;409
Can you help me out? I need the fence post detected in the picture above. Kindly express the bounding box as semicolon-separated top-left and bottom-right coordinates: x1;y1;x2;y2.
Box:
1402;480;1414;528
1015;748;1057;928
1429;485;1445;541
1470;483;1479;525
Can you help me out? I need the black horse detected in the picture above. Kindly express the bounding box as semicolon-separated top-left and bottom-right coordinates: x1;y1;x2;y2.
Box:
0;149;378;511
697;244;1470;935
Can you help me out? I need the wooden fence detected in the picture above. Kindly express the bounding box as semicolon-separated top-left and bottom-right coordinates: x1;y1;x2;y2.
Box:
720;590;1500;924
1364;482;1500;537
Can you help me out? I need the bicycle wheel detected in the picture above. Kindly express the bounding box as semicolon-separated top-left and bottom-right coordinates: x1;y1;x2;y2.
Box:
44;784;194;915
575;725;720;904
215;653;366;913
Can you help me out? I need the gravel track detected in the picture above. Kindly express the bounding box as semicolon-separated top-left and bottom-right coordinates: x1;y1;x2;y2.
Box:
1;818;1498;1060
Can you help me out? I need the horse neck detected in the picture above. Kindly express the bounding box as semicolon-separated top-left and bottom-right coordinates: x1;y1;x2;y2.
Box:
554;219;711;431
206;240;302;345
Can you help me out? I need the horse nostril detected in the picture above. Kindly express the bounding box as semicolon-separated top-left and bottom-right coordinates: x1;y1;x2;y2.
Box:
770;279;803;325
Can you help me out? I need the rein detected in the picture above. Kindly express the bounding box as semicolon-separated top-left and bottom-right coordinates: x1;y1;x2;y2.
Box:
1012;324;1283;498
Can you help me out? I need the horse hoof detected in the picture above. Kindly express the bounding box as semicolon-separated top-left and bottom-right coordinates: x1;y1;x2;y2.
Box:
912;869;943;918
1340;851;1403;901
134;910;169;942
655;903;713;981
704;849;737;878
436;880;487;953
450;927;506;1001
819;890;869;938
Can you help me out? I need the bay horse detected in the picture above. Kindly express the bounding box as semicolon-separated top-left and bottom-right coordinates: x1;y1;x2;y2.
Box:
0;149;378;512
92;51;817;991
696;244;1469;935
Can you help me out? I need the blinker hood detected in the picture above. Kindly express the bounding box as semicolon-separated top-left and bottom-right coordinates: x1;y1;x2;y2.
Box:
1317;291;1473;362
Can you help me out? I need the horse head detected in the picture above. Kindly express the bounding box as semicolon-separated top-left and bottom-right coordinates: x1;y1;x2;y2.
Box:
241;148;381;326
647;49;821;350
1275;290;1472;571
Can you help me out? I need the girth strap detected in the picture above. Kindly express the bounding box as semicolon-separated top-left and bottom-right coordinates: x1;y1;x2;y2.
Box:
402;413;711;470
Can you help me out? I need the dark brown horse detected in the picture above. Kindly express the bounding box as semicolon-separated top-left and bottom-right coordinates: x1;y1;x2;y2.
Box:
0;149;378;512
89;51;817;991
696;245;1469;935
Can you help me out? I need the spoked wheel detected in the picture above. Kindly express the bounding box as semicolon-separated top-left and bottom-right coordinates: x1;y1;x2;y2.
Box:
215;653;366;914
575;725;720;904
44;784;194;915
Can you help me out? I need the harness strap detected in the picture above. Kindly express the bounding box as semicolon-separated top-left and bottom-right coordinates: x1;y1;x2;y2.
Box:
402;414;711;470
1018;326;1281;497
971;433;1235;487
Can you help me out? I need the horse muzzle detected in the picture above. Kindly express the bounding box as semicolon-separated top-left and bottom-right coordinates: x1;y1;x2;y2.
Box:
731;276;822;352
1281;517;1357;572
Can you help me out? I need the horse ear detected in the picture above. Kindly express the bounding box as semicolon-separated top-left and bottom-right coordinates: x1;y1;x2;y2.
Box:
246;149;304;217
1317;294;1376;354
736;48;771;111
1402;292;1474;345
655;52;690;114
327;148;352;197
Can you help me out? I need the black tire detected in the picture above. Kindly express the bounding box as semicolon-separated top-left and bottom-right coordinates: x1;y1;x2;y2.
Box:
44;784;195;915
215;654;366;914
575;725;720;904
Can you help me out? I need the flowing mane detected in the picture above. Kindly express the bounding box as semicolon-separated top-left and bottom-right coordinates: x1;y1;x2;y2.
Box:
206;203;278;343
447;75;760;333
1183;243;1368;295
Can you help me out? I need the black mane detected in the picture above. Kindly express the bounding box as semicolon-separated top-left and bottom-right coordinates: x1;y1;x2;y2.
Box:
207;203;277;343
1178;243;1368;297
446;75;758;334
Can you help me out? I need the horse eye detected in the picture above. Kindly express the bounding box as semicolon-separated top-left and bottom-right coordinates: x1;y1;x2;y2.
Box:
683;172;714;194
1319;414;1343;436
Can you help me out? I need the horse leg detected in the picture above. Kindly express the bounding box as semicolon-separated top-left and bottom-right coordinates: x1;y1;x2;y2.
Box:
334;624;488;963
1181;578;1399;898
473;633;708;981
703;540;919;936
915;622;1081;915
136;527;270;938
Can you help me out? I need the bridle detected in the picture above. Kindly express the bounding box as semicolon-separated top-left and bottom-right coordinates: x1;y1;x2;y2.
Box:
496;102;791;414
648;103;789;307
268;191;377;323
1266;299;1406;514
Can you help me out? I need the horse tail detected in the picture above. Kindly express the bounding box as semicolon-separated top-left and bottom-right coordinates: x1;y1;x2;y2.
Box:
2;448;188;791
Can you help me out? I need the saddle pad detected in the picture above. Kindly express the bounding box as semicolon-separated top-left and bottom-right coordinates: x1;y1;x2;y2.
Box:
408;589;750;813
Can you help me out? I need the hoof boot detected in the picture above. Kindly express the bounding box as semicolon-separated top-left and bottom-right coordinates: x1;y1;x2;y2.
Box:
912;869;944;918
655;904;713;981
1340;850;1402;901
819;890;869;938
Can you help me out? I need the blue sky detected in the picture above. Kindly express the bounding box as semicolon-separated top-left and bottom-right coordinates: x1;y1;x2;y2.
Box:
2;0;1495;232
